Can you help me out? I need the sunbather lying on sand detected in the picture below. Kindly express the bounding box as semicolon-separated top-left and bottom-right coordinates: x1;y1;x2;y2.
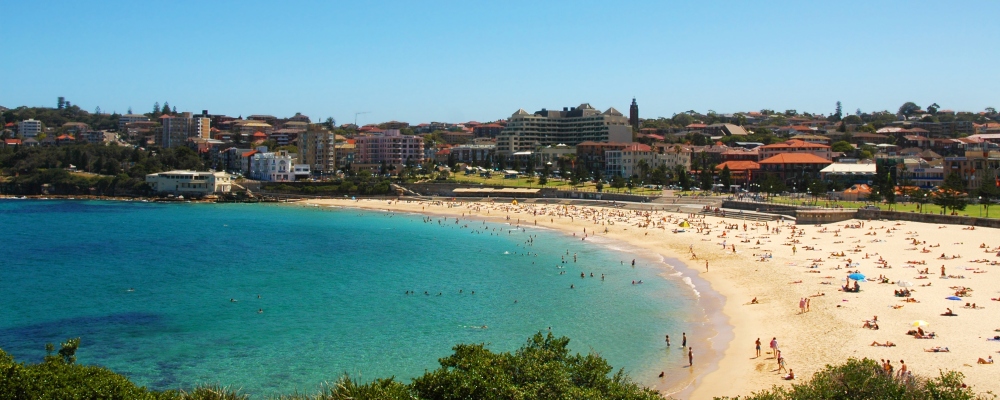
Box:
925;347;950;352
871;341;896;347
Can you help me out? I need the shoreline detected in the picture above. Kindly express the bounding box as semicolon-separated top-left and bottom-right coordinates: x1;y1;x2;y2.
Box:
295;198;734;397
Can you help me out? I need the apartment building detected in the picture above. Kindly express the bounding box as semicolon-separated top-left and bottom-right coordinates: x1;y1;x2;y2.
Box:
17;119;42;138
353;129;425;165
496;104;633;155
298;130;337;174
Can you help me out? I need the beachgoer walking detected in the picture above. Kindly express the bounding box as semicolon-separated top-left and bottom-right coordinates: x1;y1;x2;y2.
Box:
688;347;693;366
755;338;761;358
799;298;805;314
769;337;778;356
806;298;811;312
666;335;670;346
777;355;786;373
682;332;687;347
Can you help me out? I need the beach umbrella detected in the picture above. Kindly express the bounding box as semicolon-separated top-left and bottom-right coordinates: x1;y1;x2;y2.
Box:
679;221;691;228
897;281;914;287
848;273;866;281
911;320;928;327
945;296;962;301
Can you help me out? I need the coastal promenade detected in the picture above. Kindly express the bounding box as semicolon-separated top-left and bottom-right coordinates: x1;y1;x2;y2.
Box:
298;197;1000;399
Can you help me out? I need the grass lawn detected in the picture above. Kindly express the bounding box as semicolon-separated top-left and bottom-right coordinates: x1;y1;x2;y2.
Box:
445;173;663;195
764;196;1000;218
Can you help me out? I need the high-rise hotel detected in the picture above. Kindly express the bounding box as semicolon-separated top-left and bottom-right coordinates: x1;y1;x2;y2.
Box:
495;103;633;156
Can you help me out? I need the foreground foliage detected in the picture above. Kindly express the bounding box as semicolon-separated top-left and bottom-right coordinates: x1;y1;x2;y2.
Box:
716;358;992;400
0;333;661;400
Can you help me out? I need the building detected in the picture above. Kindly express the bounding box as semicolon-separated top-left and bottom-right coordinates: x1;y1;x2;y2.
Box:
298;130;338;174
536;144;576;166
449;144;496;164
472;123;503;138
715;161;760;184
159;113;204;148
941;148;1000;190
247;114;278;126
605;143;691;178
576;141;632;172
629;98;639;131
118;114;150;131
757;153;833;182
17;119;42;138
353;129;425;165
496;104;633;155
758;139;832;161
145;170;232;195
246;148;303;182
819;162;877;183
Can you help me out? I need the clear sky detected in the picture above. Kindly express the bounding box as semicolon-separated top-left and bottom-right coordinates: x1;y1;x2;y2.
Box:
2;1;997;125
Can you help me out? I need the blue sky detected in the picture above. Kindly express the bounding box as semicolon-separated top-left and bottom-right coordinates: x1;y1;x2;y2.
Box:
2;1;997;125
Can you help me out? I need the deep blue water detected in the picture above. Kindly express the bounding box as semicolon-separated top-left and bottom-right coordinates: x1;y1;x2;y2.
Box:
0;200;700;395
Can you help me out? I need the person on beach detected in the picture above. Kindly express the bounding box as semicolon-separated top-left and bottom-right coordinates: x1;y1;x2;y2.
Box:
688;347;693;366
777;355;787;373
755;338;761;358
705;260;709;272
666;335;670;346
783;369;794;380
769;337;778;357
682;332;687;347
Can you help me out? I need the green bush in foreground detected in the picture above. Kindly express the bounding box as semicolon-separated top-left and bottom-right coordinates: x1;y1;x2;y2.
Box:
0;333;660;400
716;357;993;400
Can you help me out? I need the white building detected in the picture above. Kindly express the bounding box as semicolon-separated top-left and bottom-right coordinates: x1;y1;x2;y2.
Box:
496;104;633;155
605;143;691;178
18;119;42;138
246;147;300;182
145;170;232;195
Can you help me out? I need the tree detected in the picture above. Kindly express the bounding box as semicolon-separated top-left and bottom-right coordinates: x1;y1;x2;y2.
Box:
975;168;1000;218
324;117;336;130
831;141;854;153
57;97;65;110
928;102;940;115
152;102;160;116
698;163;714;190
809;179;827;204
719;165;732;189
539;162;550;185
760;174;786;197
933;172;968;214
674;165;692;191
898;102;921;116
611;175;626;191
161;102;171;115
718;357;979;400
831;101;843;121
127;106;133;114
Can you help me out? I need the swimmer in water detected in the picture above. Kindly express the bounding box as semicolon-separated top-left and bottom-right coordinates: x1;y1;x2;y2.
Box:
127;288;135;292
257;309;263;314
230;298;237;302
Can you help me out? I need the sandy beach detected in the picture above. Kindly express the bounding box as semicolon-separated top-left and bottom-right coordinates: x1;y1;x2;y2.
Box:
296;197;1000;399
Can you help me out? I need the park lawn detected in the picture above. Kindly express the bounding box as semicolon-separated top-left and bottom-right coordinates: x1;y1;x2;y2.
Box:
446;173;662;195
766;196;1000;219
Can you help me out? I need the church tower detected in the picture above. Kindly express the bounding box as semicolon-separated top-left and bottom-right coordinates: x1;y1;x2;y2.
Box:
629;97;639;131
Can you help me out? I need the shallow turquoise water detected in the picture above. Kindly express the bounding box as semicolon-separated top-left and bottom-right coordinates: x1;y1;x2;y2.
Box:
0;200;700;395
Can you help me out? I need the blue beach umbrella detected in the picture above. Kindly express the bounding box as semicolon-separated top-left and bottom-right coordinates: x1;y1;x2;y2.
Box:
848;273;866;281
945;296;962;301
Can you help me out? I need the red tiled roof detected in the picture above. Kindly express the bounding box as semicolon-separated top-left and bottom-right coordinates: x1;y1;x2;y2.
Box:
56;134;74;140
715;161;760;171
4;139;22;145
252;131;267;138
761;139;830;149
622;143;652;152
4;122;13;127
242;150;259;157
758;153;832;164
159;114;172;119
685;123;707;129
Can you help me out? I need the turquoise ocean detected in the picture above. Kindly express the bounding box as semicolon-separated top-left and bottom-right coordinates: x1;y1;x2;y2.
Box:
0;200;705;395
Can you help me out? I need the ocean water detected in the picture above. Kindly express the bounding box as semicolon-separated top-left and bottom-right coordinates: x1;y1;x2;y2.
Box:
0;200;703;395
